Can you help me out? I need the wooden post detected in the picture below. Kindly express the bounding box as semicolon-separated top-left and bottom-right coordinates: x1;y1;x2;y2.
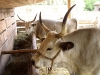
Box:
68;0;71;18
32;32;37;49
28;32;38;75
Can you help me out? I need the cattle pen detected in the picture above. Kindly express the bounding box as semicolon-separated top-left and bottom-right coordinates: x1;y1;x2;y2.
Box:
0;0;100;75
1;30;70;75
0;0;71;74
1;33;38;75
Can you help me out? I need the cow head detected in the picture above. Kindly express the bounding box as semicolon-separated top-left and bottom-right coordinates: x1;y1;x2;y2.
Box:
31;4;76;70
17;14;37;35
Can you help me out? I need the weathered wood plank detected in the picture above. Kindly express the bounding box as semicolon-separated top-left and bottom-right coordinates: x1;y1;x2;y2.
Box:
78;20;98;24
0;0;44;8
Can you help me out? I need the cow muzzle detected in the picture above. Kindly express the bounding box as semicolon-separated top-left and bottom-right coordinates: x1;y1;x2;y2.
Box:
31;60;35;65
31;59;40;68
31;50;61;71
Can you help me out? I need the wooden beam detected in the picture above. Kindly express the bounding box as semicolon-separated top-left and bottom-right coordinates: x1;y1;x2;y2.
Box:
68;0;71;18
1;49;37;54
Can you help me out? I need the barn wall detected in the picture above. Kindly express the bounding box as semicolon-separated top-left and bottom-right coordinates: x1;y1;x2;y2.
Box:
0;8;17;74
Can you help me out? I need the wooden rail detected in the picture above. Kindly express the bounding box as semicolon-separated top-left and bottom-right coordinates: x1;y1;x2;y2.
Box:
1;49;37;54
78;17;98;25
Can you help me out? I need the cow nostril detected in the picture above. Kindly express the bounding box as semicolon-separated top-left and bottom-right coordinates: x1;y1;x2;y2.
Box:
26;34;28;36
31;60;35;65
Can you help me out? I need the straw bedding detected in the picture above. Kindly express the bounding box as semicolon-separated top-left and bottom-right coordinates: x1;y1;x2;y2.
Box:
38;67;70;75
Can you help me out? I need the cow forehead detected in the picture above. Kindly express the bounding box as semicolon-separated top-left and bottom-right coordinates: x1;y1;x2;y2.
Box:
37;31;58;53
25;21;32;28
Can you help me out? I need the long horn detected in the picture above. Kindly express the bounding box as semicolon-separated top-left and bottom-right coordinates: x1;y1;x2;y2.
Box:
17;15;25;22
56;4;76;38
39;12;50;33
31;14;37;23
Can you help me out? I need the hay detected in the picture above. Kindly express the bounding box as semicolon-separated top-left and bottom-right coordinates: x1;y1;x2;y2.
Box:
38;67;70;75
1;32;35;75
1;53;32;75
13;32;32;49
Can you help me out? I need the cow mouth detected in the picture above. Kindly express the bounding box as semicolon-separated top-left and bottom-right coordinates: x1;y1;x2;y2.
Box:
33;64;40;69
33;65;52;73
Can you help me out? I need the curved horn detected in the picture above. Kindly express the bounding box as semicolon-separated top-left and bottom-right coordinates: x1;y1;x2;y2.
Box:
31;14;37;23
39;12;50;33
56;4;76;38
17;15;25;22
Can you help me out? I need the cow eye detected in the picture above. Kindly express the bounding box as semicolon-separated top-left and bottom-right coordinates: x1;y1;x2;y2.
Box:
29;27;31;29
32;24;36;26
41;38;45;41
47;48;52;51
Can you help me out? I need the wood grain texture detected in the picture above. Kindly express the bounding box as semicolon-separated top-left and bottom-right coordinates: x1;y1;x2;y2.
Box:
0;0;44;8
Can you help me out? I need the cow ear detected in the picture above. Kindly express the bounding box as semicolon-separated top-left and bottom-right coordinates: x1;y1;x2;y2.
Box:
59;42;74;51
